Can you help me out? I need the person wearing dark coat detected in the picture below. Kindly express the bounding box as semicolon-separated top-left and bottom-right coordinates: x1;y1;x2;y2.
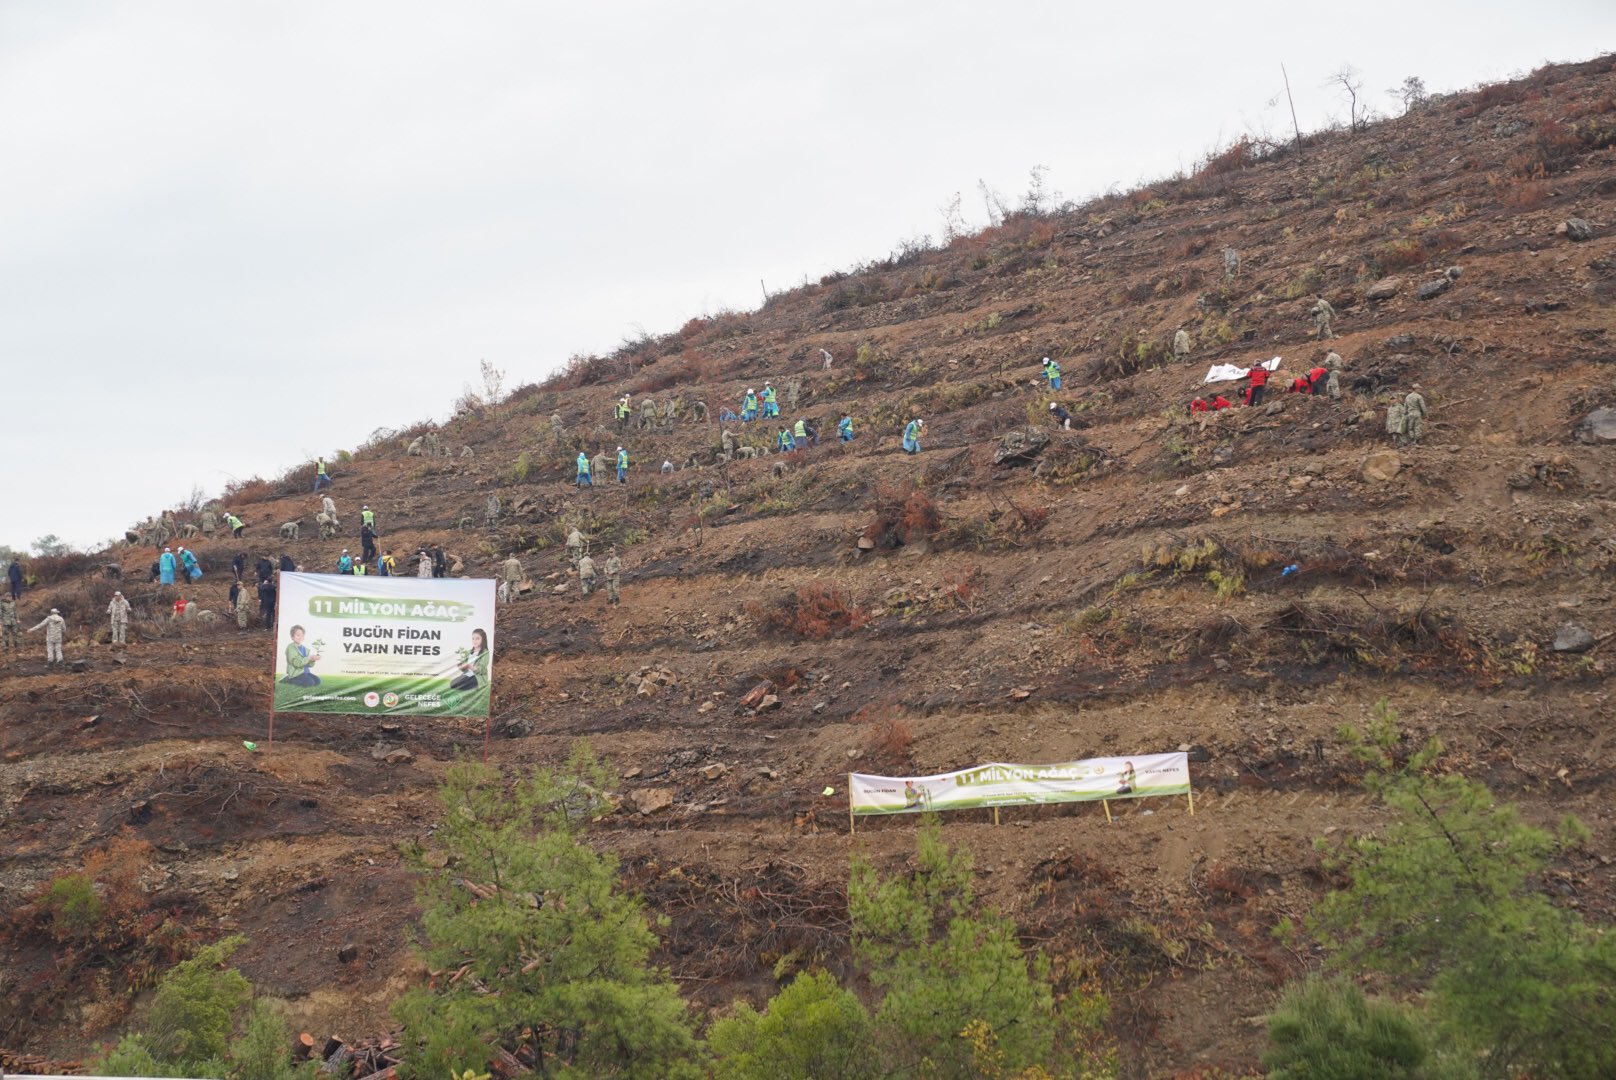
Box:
257;577;277;630
279;554;296;573
232;553;246;582
7;559;22;600
256;557;274;584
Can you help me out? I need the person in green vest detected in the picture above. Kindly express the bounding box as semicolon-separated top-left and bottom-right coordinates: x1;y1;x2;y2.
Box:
616;446;630;484
449;628;490;691
742;388;759;422
281;625;322;686
902;418;924;454
313;456;332;491
1042;356;1062;390
576;451;592;487
793;418;808;450
225;512;246;537
838;413;854;442
777;428;793;453
762;383;779;418
360;505;376;530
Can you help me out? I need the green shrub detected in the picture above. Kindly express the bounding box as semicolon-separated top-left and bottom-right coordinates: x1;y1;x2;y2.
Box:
1264;977;1430;1079
43;873;104;941
709;971;876;1080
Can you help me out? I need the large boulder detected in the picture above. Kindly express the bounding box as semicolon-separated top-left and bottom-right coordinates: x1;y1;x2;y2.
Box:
1359;450;1403;483
1575;407;1616;444
1365;276;1403;302
994;426;1051;465
1556;218;1595;242
1415;278;1450;300
1553;623;1596;653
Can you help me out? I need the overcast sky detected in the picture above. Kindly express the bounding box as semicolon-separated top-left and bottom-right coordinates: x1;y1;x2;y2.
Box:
3;2;1612;552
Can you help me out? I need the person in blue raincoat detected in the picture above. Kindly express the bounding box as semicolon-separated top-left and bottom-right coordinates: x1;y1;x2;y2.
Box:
902;418;924;454
762;383;778;418
576;451;592;487
838;413;854;442
616;446;629;484
178;546;201;581
159;547;177;585
741;389;759;422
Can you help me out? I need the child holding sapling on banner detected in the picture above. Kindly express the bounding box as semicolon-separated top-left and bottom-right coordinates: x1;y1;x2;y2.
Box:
281;625;323;687
449;628;490;691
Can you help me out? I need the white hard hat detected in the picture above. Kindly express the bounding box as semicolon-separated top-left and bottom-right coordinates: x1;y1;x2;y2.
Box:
1043;356;1051;363
1048;402;1058;410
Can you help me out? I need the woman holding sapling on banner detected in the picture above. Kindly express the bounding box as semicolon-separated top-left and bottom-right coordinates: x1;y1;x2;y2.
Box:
1116;761;1137;796
449;628;490;691
281;625;323;687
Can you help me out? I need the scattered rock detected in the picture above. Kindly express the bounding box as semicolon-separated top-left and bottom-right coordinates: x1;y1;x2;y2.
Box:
337;943;360;964
68;659;89;673
1415;278;1450;300
630;788;675;815
1445;266;1462;280
1556;218;1594;242
1008;687;1034;701
739;681;775;709
701;763;728;781
384;748;415;765
1359;450;1403;483
758;694;782;711
421;850;450;869
1364;276;1402;301
1383;333;1416;350
1210;446;1234;468
698;700;716;713
1575;407;1616;444
1553;623;1596;653
622;766;643;779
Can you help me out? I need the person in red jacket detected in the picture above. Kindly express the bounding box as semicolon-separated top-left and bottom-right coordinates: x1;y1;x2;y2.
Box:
1211;395;1233;410
1290;375;1312;394
1190;397;1209;413
1245;363;1270;406
1307;365;1328;393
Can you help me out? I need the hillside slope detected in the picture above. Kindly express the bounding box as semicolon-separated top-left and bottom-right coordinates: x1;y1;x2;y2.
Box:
4;55;1616;1076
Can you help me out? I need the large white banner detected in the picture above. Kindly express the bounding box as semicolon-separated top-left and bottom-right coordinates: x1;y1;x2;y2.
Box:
272;572;497;718
850;753;1190;816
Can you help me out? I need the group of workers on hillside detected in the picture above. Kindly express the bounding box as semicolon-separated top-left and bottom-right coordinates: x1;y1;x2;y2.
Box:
1184;348;1430;445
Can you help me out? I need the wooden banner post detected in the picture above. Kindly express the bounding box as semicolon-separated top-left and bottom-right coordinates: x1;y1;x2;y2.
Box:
848;773;855;835
1102;799;1112;824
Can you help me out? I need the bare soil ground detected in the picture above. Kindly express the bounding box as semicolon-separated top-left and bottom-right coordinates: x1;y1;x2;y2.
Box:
5;55;1616;1077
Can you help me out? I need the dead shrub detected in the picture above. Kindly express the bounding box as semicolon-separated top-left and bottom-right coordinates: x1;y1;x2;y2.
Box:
1372;228;1463;274
1203;864;1259;902
26;550;98;585
863;481;940;549
752;582;868;640
861;717;914;770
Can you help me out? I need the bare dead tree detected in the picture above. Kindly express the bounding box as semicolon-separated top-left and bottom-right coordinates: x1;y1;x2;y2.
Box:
1332;64;1367;134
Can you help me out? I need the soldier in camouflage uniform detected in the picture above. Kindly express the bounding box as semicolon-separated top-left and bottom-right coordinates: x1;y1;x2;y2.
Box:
201;508;218;537
639;397;657;431
108;591;132;645
1172;328;1193;361
1403;385;1428;444
660;397;677;431
1223;247;1240;280
485;495;501;528
0;594;19;650
604;547;622;605
786;377;802;410
1323;351;1344;401
691;399;708;424
1385;397;1408;447
1311;297;1336;340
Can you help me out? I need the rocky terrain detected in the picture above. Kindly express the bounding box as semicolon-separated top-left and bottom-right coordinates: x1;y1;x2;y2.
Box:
4;54;1616;1077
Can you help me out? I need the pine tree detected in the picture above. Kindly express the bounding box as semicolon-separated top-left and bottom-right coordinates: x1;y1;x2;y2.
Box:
393;746;703;1079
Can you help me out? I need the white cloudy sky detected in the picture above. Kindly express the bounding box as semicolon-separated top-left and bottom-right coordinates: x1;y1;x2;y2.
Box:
3;2;1612;551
